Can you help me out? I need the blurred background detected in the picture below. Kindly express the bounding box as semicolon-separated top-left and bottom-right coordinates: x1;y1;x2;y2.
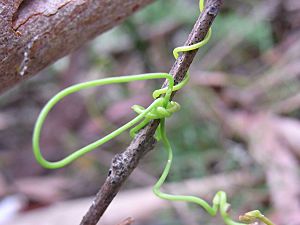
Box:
0;0;299;224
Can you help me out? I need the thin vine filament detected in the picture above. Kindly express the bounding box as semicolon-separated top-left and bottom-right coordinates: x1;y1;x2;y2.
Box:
32;0;275;225
33;73;176;169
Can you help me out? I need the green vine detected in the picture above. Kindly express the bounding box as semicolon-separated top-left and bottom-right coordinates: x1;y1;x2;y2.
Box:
32;1;275;225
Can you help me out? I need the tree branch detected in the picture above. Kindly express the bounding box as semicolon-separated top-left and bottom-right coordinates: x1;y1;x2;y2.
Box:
80;1;223;224
0;0;154;94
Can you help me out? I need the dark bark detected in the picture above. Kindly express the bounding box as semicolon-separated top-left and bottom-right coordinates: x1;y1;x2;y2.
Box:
79;1;224;224
0;0;154;94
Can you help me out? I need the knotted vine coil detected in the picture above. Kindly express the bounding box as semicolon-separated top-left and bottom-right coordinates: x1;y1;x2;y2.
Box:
32;1;275;225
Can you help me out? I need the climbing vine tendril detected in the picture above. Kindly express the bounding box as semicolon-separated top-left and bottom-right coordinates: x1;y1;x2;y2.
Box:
32;1;275;225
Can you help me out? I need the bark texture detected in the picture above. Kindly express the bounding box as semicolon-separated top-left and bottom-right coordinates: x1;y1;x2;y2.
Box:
0;0;153;94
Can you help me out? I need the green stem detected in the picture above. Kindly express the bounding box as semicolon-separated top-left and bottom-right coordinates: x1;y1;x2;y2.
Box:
33;73;174;169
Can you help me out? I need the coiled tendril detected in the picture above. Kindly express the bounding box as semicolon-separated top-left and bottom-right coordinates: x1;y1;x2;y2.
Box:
32;1;275;225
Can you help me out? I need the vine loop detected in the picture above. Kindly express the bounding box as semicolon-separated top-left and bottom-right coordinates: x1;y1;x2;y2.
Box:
32;1;275;225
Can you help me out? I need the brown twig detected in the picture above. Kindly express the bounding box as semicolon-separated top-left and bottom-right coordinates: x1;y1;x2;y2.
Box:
79;1;223;224
7;171;261;225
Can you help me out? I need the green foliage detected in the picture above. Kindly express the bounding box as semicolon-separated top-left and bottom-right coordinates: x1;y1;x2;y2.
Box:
132;0;198;25
214;13;273;52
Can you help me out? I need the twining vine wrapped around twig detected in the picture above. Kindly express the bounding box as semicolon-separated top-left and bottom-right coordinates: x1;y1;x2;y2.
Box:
32;1;275;224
